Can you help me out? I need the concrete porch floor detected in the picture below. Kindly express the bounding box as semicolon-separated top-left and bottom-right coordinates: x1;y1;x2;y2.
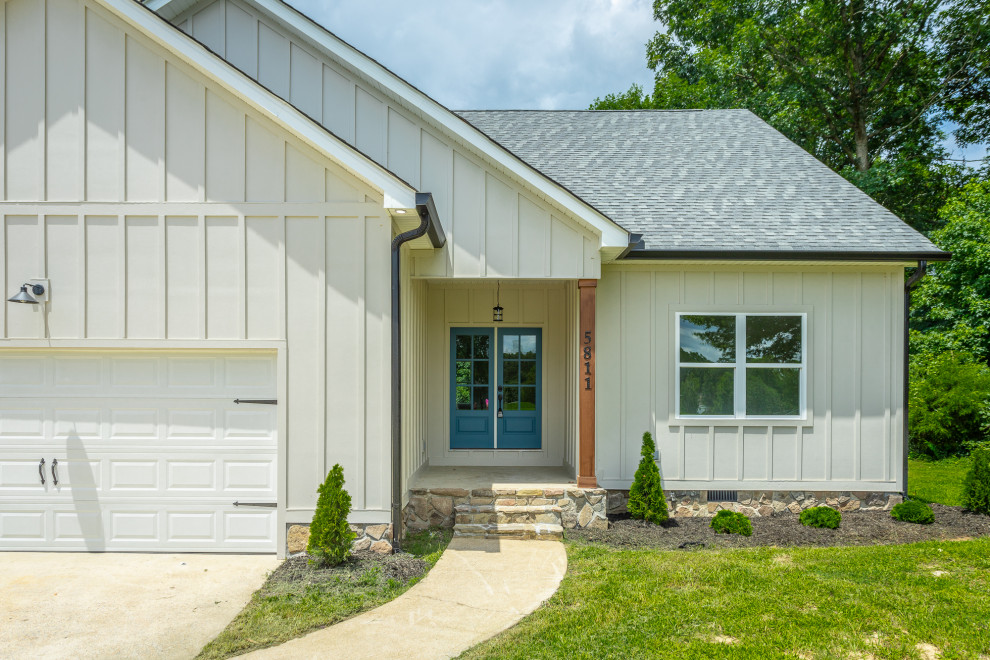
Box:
409;465;576;490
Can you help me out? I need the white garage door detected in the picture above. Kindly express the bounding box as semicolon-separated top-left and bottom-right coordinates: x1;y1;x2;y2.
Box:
0;351;277;552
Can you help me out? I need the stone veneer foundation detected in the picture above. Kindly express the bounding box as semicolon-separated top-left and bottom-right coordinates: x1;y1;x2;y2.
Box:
607;490;903;517
404;486;609;531
286;522;394;556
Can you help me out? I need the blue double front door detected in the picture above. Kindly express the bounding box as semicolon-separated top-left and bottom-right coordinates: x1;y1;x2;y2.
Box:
450;327;542;450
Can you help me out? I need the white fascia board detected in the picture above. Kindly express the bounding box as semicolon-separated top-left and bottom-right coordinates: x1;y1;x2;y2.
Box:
110;0;417;210
241;0;630;249
143;0;200;21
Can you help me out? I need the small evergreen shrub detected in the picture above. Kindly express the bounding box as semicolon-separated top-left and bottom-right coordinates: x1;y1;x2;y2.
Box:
891;500;935;525
799;506;842;529
963;445;990;515
709;510;753;536
307;463;357;566
628;431;669;525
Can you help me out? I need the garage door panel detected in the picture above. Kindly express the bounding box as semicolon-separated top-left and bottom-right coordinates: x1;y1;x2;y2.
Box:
0;459;50;492
0;350;277;552
0;509;47;541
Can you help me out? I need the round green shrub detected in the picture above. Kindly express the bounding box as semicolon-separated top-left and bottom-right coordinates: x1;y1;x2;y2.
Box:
891;500;935;525
963;444;990;515
709;510;753;536
799;506;842;529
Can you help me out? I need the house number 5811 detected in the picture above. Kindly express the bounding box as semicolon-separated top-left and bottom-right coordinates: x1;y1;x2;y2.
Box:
583;330;593;390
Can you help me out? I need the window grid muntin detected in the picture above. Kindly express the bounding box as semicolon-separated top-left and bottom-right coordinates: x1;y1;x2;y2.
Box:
676;312;807;420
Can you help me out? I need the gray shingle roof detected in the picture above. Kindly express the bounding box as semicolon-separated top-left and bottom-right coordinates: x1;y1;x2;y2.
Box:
455;109;944;258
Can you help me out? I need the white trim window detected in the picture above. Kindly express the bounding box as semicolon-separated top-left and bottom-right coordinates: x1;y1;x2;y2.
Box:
676;313;807;419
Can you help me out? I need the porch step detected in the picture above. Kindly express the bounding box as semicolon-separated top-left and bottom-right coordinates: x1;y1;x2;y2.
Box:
454;503;562;526
453;502;564;540
453;522;564;541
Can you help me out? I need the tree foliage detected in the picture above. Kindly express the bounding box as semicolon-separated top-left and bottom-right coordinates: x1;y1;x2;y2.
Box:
592;0;987;232
307;464;357;567
628;432;669;525
908;351;990;458
911;182;990;364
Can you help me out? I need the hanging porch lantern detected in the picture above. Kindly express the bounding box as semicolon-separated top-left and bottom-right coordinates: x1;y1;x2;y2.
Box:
493;281;503;322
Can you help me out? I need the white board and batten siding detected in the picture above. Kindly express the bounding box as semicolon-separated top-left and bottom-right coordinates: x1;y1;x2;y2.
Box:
172;0;602;280
596;264;904;493
0;0;396;552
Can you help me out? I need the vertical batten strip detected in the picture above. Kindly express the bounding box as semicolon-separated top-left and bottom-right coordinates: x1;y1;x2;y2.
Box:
117;215;126;337
824;271;833;481
198;214;207;338
317;215;327;484
40;0;48;202
0;2;6;201
118;32;127;202
157;214;166;337
883;271;892;481
854;272;862;481
0;216;6;336
238;214;247;339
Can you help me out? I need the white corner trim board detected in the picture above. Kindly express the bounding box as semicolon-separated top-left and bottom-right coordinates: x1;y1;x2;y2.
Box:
143;0;630;249
104;0;418;210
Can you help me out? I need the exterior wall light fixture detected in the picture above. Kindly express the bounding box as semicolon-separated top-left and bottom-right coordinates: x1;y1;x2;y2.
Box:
493;281;503;322
8;283;45;305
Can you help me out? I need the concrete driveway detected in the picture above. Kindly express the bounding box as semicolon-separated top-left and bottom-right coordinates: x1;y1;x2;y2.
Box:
0;552;278;660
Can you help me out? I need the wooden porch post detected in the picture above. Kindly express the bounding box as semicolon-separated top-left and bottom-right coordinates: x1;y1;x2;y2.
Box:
577;279;598;488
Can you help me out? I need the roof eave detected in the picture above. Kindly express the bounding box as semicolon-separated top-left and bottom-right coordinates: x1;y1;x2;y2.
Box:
621;249;951;263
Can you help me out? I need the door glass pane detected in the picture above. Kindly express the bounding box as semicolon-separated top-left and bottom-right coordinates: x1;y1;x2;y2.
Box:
520;360;537;385
474;361;489;385
473;387;490;410
520;387;536;410
473;335;489;359
746;316;802;363
520;335;537;359
679;367;734;415
455;386;471;410
455;335;472;360
455;361;472;385
747;367;800;415
503;335;520;359
502;361;518;384
680;315;735;363
503;386;519;410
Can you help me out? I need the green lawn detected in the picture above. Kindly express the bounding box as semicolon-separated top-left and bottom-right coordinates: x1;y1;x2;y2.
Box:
197;529;450;660
461;539;990;659
908;456;972;506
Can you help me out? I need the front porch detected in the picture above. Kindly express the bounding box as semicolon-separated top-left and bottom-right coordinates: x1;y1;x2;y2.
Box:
404;465;608;539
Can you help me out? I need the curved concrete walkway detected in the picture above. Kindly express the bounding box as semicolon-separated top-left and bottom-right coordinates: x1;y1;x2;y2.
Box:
241;537;567;660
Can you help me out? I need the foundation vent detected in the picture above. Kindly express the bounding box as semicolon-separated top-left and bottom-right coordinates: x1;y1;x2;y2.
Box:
707;490;738;503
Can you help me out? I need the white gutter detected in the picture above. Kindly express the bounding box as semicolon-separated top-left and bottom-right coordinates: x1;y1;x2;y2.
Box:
113;0;418;210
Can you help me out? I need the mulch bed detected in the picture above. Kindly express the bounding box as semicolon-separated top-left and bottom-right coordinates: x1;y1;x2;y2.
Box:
569;504;990;550
267;550;428;589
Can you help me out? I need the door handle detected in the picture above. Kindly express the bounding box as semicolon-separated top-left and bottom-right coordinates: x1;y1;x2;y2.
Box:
39;458;46;485
497;386;504;418
51;458;59;486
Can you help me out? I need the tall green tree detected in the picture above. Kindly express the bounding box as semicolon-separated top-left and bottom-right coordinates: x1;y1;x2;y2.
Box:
910;181;990;364
593;0;984;232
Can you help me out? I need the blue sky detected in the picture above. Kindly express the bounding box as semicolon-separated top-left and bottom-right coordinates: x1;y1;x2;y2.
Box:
288;0;986;163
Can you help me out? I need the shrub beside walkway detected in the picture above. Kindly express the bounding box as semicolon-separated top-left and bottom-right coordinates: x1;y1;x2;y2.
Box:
240;537;567;660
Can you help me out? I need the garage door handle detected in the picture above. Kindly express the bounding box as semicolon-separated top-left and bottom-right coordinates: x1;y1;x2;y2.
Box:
39;458;46;485
233;399;277;405
51;458;59;486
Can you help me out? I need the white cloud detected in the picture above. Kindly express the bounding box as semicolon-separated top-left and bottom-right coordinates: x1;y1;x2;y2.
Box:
287;0;659;109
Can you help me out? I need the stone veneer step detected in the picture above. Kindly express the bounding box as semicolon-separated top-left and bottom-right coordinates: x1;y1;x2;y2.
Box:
453;522;564;541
